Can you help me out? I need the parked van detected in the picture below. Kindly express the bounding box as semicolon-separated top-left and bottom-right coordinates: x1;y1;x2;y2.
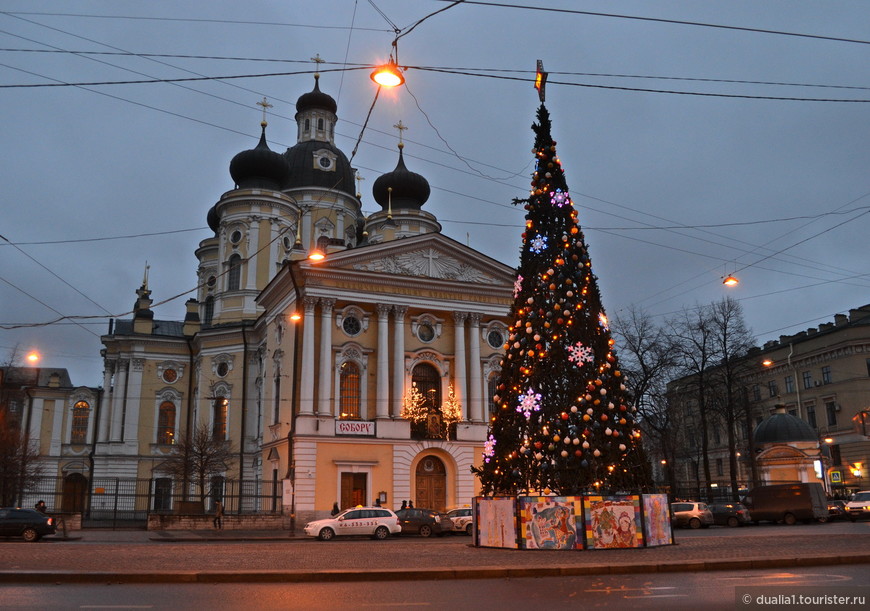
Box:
742;483;828;525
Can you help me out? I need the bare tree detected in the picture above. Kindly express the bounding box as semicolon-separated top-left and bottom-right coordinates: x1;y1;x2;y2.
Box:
668;304;717;502
0;406;44;506
611;306;680;492
708;297;755;499
161;423;235;506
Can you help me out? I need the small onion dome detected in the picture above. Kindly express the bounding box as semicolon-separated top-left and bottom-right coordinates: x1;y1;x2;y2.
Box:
372;145;430;211
229;124;291;190
206;204;219;233
296;74;337;115
753;412;819;444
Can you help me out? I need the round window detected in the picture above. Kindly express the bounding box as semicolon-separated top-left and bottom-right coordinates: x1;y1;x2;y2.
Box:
230;230;243;244
216;362;229;377
417;323;435;342
207;276;216;288
342;315;362;336
318;156;332;169
487;329;505;349
162;368;177;384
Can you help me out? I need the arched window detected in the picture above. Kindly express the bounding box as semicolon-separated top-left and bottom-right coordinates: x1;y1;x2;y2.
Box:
203;296;214;326
71;401;90;444
227;254;242;291
304;118;310;131
317;118;324;130
213;397;228;441
157;401;176;445
487;374;499;417
339;361;361;419
411;363;441;412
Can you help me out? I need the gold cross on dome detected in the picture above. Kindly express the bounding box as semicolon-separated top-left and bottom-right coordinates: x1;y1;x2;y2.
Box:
355;171;365;198
393;120;408;145
311;53;325;76
257;97;272;125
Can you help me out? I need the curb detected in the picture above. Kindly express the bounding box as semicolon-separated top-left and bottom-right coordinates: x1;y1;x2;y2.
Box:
2;554;869;584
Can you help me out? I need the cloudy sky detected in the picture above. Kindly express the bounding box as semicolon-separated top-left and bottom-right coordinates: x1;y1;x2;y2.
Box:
2;1;868;386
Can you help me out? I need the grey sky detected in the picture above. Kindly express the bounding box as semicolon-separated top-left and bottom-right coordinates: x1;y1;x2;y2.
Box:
2;1;868;385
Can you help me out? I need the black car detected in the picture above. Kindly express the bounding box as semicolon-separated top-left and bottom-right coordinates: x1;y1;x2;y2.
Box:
708;501;750;527
395;508;453;537
0;507;57;542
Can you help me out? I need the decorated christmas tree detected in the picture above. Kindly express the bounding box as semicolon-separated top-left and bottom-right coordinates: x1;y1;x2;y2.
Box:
474;102;642;496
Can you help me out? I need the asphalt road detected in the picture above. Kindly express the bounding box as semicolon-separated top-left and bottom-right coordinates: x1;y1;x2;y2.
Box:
2;565;868;610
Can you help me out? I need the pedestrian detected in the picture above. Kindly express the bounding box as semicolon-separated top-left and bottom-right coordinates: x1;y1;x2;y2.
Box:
408;500;414;509
35;500;46;513
213;500;223;529
400;500;407;510
331;502;340;516
374;497;381;507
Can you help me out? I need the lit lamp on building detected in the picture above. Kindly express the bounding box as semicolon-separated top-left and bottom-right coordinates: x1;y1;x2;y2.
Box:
722;275;739;287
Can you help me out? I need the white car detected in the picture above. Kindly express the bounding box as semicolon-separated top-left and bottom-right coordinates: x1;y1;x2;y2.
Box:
846;491;870;520
445;507;474;535
303;507;401;541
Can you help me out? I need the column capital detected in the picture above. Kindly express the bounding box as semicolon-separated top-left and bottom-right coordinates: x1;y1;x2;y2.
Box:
467;312;481;326
376;303;392;318
453;311;468;324
393;305;408;319
302;296;318;311
319;297;336;313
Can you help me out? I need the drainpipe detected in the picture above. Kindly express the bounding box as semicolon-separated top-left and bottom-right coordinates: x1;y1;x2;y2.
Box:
787;344;802;420
239;326;249;514
184;338;195;502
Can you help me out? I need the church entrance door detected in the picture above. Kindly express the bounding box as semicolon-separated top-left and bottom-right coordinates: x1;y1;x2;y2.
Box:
415;456;446;512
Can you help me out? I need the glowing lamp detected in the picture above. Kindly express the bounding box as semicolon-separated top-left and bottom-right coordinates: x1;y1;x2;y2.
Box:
722;275;739;286
308;249;325;262
289;312;302;322
26;351;40;364
371;61;404;87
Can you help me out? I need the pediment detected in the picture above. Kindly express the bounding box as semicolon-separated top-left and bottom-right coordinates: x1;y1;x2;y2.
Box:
318;233;515;286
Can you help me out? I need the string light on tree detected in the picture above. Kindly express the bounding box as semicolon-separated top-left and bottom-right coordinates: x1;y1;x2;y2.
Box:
473;67;645;496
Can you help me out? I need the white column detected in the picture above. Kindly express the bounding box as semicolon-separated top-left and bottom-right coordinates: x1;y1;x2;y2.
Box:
376;304;391;419
110;360;128;441
245;219;260;290
299;297;318;415
392;306;408;417
98;362;114;442
452;312;468;420
125;358;144;442
317;298;336;416
468;313;483;422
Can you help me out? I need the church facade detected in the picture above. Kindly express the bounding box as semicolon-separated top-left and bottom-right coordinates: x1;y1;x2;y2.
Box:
89;75;513;524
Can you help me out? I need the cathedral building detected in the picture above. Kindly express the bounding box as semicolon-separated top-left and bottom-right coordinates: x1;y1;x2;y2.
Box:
92;75;514;523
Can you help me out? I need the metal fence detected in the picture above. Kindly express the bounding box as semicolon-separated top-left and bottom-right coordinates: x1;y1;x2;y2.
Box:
11;475;282;528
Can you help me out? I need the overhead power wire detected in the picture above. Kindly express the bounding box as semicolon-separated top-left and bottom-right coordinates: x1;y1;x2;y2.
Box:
0;11;393;32
438;1;870;46
5;50;868;93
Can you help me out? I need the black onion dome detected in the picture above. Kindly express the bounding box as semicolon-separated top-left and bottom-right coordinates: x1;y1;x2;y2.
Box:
754;412;819;444
296;75;337;115
206;204;219;233
282;140;356;196
229;125;291;190
372;147;430;211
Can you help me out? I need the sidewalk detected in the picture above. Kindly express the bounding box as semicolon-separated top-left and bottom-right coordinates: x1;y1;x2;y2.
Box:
2;528;868;584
